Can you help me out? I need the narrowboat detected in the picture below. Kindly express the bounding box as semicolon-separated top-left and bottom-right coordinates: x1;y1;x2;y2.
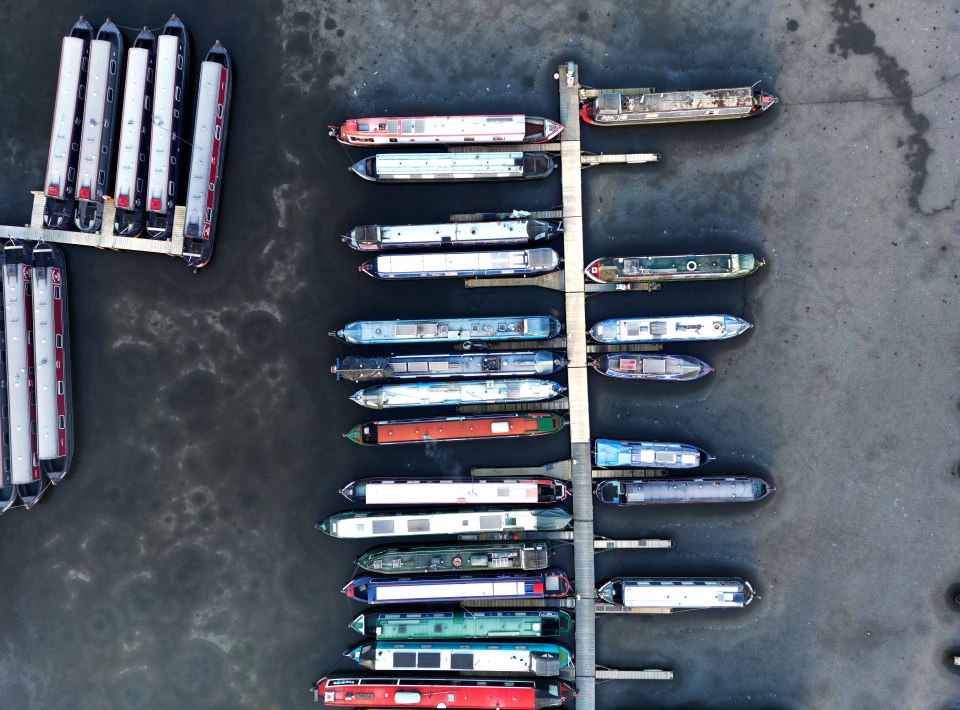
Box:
342;569;572;604
0;252;14;513
596;476;774;505
344;412;567;445
350;609;574;639
31;243;72;483
343;217;561;251
590;353;712;381
316;507;572;539
356;541;552;574
345;641;573;676
584;253;761;284
349;152;555;183
341;478;568;506
313;675;576;709
2;242;44;508
113;28;157;237
332;350;567;382
580;83;777;125
330;114;563;145
594;438;713;469
182;41;232;270
359;248;560;280
74;20;124;232
43;17;94;229
349;378;564;409
597;577;757;611
332;316;561;345
145;15;190;240
589;314;751;343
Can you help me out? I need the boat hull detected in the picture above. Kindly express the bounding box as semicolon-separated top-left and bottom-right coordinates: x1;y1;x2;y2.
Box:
591;353;712;381
597;577;756;610
331;114;563;145
344;412;567;445
341;478;568;505
596;476;774;505
332;351;567;382
589;314;751;343
344;218;561;251
584;253;760;283
351;609;573;639
342;569;572;604
581;85;777;125
357;541;552;574
594;439;713;469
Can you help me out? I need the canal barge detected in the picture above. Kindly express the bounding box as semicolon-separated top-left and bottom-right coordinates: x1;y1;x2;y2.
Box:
344;217;561;251
356;541;552;574
31;243;72;483
591;353;712;381
580;83;777;125
313;675;576;709
341;478;568;505
182;41;232;270
331;114;563;145
349;378;563;409
113;28;157;237
344;412;567;445
584;253;760;284
597;577;756;611
145;15;190;240
589;315;751;343
359;248;560;280
317;507;572;539
596;476;774;505
342;569;572;604
332;315;561;345
0;253;14;513
332;351;567;382
43;17;94;229
74;20;124;233
350;609;574;639
594;438;713;469
346;641;573;675
349;152;555;183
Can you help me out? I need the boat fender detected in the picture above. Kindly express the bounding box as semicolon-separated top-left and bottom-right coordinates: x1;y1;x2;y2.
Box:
452;556;462;567
686;260;698;271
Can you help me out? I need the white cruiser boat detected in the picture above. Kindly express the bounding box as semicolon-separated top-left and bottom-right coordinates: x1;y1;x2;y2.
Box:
331;316;561;345
145;15;189;240
113;28;157;237
343;217;561;251
594;438;714;469
349;152;555;183
339;477;569;505
360;248;560;280
331;114;563;145
346;641;573;676
316;507;572;539
43;17;94;229
349;378;564;409
74;20;124;232
598;577;756;611
589;314;751;343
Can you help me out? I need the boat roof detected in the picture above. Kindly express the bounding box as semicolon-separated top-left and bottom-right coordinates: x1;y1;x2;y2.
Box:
374;152;529;176
596;86;756;113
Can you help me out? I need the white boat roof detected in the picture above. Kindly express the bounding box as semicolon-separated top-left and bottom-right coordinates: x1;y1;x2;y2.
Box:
147;34;181;212
353;115;529;138
375;152;527;177
374;579;535;602
364;480;543;505
377;219;532;246
330;509;553;537
3;262;35;485
45;36;87;194
185;61;227;234
373;249;558;275
620;579;748;608
76;40;114;195
366;379;556;407
31;264;63;461
114;46;150;198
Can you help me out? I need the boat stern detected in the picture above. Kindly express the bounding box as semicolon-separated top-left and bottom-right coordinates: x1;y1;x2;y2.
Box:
338;480;356;501
726;315;753;337
596;579;616;604
753;88;778;113
349;156;377;181
71;16;95;39
542;118;564;141
315;515;337;536
343;424;366;445
358;259;379;278
348;613;366;635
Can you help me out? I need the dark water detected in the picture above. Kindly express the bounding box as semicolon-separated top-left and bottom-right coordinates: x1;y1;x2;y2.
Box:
1;1;959;709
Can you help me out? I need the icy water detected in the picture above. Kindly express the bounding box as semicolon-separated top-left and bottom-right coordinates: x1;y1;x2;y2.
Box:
1;1;959;709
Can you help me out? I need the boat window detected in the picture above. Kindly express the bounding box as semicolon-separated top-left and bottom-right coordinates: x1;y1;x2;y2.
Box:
406;519;430;532
175;86;181;101
177;53;183;70
144;95;151;111
371;520;394;534
215;125;221;140
356;122;370;132
82;56;87;72
389;138;397;143
174;109;179;119
136;178;143;192
59;415;66;430
68;167;76;181
205;208;212;222
217;104;223;118
54;286;61;301
479;514;502;530
147;67;153;82
209;182;215;192
107;87;114;103
98;170;105;185
169;180;175;195
57;381;64;396
55;332;63;348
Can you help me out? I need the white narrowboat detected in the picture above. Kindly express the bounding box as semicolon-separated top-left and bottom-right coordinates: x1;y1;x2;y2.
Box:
316;507;572;539
598;577;756;611
349;378;564;409
331;114;563;145
359;248;560;280
589;314;751;343
343;217;561;251
350;152;555;183
339;477;569;505
346;641;573;676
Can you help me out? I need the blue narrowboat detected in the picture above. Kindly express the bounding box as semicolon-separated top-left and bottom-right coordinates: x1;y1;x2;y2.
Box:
331;316;562;345
343;569;572;604
594;438;713;469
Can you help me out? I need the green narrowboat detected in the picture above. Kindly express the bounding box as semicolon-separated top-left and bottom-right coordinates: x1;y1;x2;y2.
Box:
585;253;761;284
350;609;574;640
357;541;551;574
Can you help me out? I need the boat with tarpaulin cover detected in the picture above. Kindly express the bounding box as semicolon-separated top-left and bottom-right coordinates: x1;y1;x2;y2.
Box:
581;83;777;125
356;541;552;574
330;113;563;145
596;476;774;505
344;412;567;445
332;350;566;382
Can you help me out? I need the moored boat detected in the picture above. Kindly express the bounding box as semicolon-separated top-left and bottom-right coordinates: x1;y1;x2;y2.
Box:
332;315;561;345
31;243;72;483
113;28;157;237
316;507;572;539
182;41;232;270
580;83;777;125
359;248;560;280
596;476;774;505
350;609;574;639
341;478;568;505
589;314;751;343
349;378;564;409
349;152;555;183
342;569;572;604
43;17;95;229
74;20;124;232
590;353;712;381
0;252;15;513
145;15;190;240
597;577;757;611
330;114;563;145
313;675;577;709
345;641;573;675
344;412;567;445
331;350;567;382
594;438;713;469
356;541;552;574
584;253;761;284
343;217;561;251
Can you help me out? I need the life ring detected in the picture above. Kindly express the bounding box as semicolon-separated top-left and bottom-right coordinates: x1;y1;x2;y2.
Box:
452;556;463;567
713;322;722;330
686;260;698;271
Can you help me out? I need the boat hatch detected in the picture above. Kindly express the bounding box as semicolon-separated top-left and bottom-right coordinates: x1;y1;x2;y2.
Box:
650;321;668;336
545;575;560;591
643;359;666;374
394;691;422;703
595;93;623;115
482;357;501;371
532;653;561;675
491;422;510;433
